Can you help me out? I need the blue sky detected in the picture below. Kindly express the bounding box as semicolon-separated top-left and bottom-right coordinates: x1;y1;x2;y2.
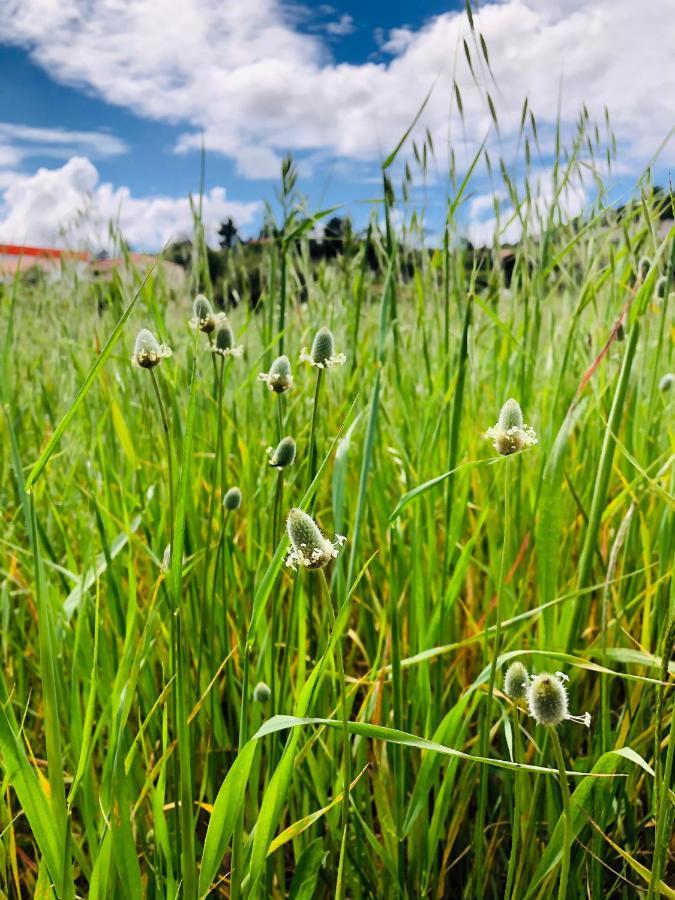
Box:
0;0;673;250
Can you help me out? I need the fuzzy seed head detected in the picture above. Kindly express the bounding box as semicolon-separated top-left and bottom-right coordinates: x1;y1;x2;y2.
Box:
499;398;524;430
191;294;216;332
132;328;172;368
527;672;568;726
299;326;346;369
504;661;528;700
285;508;346;570
210;319;243;357
253;681;271;703
659;373;674;393
223;486;242;510
312;326;334;365
486;398;537;456
258;355;293;392
268;436;296;469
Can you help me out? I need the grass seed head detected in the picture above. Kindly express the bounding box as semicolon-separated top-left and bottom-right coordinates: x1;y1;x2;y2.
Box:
190;294;217;333
132;328;172;369
486;397;537;455
286;507;346;570
211;319;243;357
504;661;529;700
527;672;591;728
253;681;271;703
300;326;346;369
259;354;293;392
268;436;296;469
223;486;242;510
659;372;674;392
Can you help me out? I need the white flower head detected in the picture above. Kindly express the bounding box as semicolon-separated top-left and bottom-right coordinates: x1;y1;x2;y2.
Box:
504;661;528;700
131;328;172;369
189;294;217;333
527;672;591;728
285;507;346;570
300;326;346;370
210;318;243;357
485;398;538;456
258;354;293;392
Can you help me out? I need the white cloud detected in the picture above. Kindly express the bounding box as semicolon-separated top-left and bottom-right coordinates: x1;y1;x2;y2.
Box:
466;168;588;246
0;122;127;157
0;156;262;250
0;0;673;181
324;14;355;37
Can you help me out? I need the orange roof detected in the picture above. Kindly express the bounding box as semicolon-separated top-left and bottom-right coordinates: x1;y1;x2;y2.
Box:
0;243;91;261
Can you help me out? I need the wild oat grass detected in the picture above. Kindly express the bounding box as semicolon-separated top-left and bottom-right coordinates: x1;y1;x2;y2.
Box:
0;92;673;899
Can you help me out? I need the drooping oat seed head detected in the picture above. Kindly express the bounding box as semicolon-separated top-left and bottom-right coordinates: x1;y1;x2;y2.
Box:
211;319;243;357
526;672;591;728
258;354;293;392
131;328;172;369
285;507;346;570
504;661;529;700
253;681;271;703
486;397;538;455
223;486;242;510
299;326;346;369
267;436;296;470
190;294;217;333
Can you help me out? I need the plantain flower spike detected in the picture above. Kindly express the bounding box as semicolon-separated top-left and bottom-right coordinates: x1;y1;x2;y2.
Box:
659;373;673;393
267;436;296;470
253;681;271;703
258;354;293;392
223;486;242;510
211;318;243;357
132;328;172;369
190;294;217;333
286;508;346;571
485;398;537;456
526;672;591;728
300;326;346;369
504;661;529;700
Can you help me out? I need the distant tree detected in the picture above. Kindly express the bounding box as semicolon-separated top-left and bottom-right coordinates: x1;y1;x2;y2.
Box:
218;218;239;250
165;239;192;268
323;216;344;259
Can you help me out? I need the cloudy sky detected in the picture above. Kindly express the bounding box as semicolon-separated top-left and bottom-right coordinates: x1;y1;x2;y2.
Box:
0;0;673;250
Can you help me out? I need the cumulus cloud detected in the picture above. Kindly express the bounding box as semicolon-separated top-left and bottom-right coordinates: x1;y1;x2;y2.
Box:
0;0;673;181
0;156;262;250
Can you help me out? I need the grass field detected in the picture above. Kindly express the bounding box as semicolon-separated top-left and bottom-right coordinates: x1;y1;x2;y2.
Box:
0;109;674;898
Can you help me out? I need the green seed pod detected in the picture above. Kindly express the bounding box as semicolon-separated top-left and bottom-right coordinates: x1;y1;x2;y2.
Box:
253;681;271;703
192;294;216;332
286;507;345;570
223;486;242;510
268;436;296;469
504;661;528;700
311;326;335;366
527;673;567;726
132;328;172;368
659;373;674;393
499;398;524;430
260;355;293;392
216;322;234;352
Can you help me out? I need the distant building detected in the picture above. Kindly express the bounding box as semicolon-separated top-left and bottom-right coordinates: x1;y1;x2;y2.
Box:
0;245;185;290
88;252;186;290
0;243;91;280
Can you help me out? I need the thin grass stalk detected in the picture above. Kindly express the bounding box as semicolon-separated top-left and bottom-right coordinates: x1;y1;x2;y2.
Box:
307;368;323;491
505;703;523;900
549;728;572;900
320;568;351;899
475;457;511;894
568;320;641;647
